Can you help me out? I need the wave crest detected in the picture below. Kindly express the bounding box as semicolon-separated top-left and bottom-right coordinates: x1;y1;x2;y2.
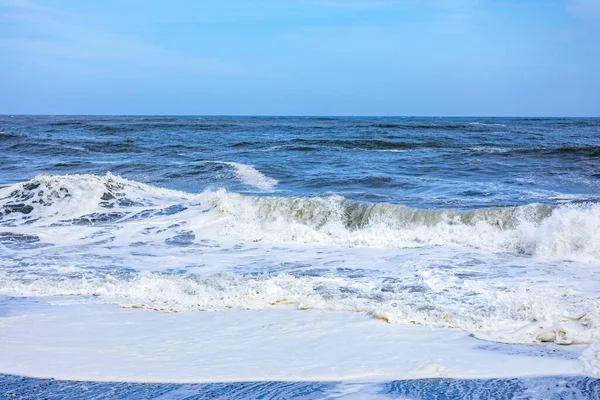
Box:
1;173;599;262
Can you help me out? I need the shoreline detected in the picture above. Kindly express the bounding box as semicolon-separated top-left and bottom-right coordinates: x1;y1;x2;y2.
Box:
2;374;599;399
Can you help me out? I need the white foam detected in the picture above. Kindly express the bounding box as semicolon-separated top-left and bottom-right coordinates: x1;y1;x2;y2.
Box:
1;173;600;262
0;172;193;226
1;270;598;346
63;145;87;152
213;192;600;263
2;173;599;380
369;149;408;153
0;304;583;382
469;146;510;153
222;162;278;191
581;341;600;377
469;122;507;127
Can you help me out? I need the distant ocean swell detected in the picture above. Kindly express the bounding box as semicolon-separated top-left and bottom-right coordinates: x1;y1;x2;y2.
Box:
7;136;600;159
1;173;599;262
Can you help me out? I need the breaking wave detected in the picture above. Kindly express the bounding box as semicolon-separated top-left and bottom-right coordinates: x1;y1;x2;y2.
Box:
218;161;278;191
1;173;599;262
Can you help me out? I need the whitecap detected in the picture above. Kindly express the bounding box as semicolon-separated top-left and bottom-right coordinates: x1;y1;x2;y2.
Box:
221;161;278;191
2;173;600;262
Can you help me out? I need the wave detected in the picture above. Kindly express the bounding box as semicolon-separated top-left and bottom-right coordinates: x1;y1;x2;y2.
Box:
1;174;599;262
6;141;141;155
48;120;86;127
0;131;25;140
214;195;600;262
1;270;598;346
233;139;447;151
188;161;278;191
231;139;600;158
140;117;180;122
506;146;600;158
87;125;136;134
468;146;510;154
219;162;278;191
370;122;504;131
230;139;600;157
469;122;507;127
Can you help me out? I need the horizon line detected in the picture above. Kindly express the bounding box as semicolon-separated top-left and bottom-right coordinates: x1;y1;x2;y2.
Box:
1;114;599;118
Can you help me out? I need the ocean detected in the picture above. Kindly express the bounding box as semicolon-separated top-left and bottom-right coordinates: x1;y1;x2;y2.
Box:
1;116;600;399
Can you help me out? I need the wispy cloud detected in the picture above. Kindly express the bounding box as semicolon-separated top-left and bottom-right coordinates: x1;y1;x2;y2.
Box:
0;0;242;75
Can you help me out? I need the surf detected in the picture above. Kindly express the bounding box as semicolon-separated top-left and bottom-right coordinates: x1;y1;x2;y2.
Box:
1;173;599;262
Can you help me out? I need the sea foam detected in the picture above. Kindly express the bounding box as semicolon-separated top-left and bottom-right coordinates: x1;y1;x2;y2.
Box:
1;173;599;262
1;270;598;346
221;161;278;191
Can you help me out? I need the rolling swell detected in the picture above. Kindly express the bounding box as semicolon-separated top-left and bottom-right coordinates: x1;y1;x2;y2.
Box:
233;138;448;151
232;139;600;156
369;122;502;131
0;174;598;262
511;145;600;158
0;131;24;141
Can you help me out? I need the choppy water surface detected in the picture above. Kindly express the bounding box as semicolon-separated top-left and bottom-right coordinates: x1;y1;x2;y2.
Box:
1;116;600;392
2;116;600;206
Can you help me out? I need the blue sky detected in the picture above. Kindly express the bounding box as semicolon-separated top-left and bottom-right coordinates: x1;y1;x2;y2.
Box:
0;0;599;116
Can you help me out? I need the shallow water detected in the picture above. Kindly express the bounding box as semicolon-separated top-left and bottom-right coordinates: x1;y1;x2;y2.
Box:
2;374;600;400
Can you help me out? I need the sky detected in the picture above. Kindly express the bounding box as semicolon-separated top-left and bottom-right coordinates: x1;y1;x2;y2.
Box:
0;0;599;116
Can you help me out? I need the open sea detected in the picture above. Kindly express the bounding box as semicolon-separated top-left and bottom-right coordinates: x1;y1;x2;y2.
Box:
1;116;600;399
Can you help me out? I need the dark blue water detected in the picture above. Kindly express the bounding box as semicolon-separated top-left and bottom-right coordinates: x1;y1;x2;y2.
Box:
2;116;599;208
